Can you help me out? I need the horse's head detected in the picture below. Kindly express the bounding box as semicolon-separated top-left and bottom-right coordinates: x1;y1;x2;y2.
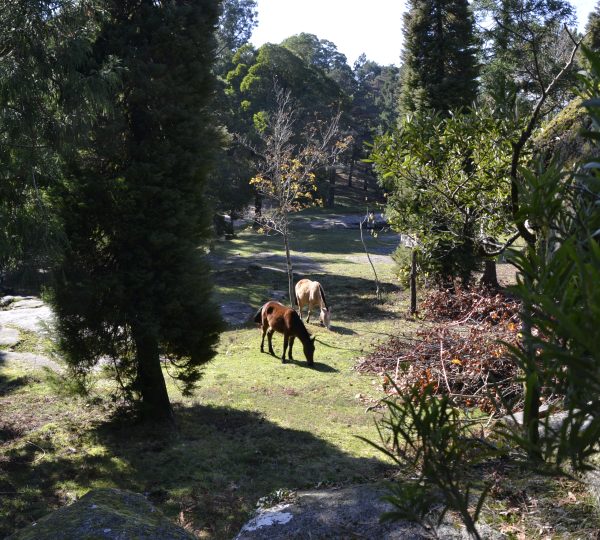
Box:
303;335;316;365
320;307;331;330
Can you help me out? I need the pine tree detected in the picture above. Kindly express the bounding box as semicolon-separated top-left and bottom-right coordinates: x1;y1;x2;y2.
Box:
0;1;99;290
587;1;600;52
399;0;479;115
474;0;576;116
52;0;223;421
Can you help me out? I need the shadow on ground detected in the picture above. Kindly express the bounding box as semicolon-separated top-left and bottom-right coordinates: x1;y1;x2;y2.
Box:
215;263;402;326
214;229;399;258
0;404;392;539
0;352;32;398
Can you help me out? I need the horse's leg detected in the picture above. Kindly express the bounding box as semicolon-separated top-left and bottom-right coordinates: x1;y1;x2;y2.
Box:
260;325;267;352
267;329;275;356
288;336;295;361
306;302;311;323
282;334;289;363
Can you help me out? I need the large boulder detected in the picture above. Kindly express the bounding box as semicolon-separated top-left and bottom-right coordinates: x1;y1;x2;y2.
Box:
8;488;195;540
234;484;469;540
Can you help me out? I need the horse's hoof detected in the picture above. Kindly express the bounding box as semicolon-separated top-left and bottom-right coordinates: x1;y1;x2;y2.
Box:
281;358;286;364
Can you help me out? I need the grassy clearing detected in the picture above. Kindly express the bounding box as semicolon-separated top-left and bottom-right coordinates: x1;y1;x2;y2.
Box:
1;189;599;538
1;207;405;539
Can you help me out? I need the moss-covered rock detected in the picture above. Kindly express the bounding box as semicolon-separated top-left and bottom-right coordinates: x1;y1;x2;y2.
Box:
532;98;593;168
8;488;195;540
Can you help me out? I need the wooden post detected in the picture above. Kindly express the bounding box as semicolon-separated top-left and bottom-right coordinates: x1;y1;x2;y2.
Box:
410;249;417;315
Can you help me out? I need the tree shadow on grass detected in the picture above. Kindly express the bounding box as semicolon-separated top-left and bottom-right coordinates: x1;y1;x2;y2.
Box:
228;266;402;325
216;227;399;258
0;351;31;398
0;404;392;538
314;337;362;354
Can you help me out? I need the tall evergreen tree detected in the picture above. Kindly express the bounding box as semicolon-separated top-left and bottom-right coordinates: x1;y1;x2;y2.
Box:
586;1;600;52
0;1;101;290
399;0;479;115
474;0;576;116
52;0;223;421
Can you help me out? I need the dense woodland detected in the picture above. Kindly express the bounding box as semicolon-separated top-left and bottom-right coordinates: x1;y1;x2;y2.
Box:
1;0;600;538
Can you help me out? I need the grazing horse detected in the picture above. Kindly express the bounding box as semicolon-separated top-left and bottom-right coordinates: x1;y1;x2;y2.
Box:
295;279;331;330
254;301;315;365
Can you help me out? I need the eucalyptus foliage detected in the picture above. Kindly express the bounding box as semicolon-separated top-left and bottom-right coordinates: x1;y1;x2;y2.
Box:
363;383;493;540
372;108;514;286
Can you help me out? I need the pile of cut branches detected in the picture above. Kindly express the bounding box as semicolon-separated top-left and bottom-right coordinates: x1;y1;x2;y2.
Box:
356;287;523;413
421;286;520;326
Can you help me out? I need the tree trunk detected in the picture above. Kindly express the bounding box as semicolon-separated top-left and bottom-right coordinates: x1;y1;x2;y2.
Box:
326;166;336;208
253;192;262;230
480;259;500;289
283;220;294;308
410;249;417;314
133;324;174;422
347;158;354;187
228;209;236;238
363;171;368;191
360;213;382;302
522;312;542;461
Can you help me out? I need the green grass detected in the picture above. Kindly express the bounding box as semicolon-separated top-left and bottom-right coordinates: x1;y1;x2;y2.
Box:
1;197;599;539
0;211;405;539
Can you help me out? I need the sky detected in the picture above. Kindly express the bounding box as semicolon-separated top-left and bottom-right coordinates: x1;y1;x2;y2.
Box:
250;0;596;67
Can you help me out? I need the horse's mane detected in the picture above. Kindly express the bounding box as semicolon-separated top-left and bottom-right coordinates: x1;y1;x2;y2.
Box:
318;283;328;309
291;309;312;342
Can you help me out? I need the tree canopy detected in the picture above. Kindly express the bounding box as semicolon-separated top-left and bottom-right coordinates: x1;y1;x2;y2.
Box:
0;1;102;289
399;0;479;114
372;108;514;285
51;0;224;420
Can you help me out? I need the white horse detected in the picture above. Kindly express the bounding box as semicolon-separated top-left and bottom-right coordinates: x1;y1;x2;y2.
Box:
294;279;331;330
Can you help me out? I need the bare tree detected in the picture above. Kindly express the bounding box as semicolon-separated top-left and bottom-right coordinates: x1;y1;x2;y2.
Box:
246;84;350;305
359;209;383;303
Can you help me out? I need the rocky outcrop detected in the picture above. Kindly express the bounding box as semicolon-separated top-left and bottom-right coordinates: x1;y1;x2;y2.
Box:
234;484;470;540
8;488;195;540
0;296;54;334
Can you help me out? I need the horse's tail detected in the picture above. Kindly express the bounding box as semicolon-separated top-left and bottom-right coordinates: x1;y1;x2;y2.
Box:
318;284;328;309
253;305;263;324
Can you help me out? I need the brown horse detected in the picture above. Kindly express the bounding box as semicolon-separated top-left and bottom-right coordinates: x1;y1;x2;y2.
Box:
254;301;315;365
